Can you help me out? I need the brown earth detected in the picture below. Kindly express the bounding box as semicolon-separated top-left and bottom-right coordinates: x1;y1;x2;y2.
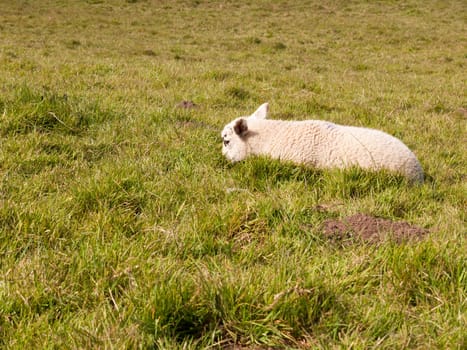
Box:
176;100;198;109
322;213;428;244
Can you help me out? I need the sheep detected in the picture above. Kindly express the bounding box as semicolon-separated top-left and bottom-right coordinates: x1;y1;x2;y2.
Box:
221;103;424;183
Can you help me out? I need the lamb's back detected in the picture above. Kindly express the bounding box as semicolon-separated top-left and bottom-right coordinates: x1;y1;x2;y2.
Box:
248;119;423;182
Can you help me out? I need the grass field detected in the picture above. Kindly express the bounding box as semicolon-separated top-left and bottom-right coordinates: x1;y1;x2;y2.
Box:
0;0;466;348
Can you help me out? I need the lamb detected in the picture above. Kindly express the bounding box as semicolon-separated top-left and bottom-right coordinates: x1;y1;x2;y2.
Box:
221;103;424;183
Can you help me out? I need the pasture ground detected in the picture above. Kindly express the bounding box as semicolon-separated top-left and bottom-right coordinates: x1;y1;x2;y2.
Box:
0;0;466;348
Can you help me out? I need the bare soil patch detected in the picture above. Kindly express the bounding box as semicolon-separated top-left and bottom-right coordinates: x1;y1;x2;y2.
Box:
322;213;428;244
176;100;198;109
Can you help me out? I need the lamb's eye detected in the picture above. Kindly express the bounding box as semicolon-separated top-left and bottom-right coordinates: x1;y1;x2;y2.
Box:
223;140;230;146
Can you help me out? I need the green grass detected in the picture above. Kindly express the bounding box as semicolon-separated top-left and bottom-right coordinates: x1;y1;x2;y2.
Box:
0;0;466;348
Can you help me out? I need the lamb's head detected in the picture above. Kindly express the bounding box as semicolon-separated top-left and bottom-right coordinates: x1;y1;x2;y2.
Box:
221;103;269;162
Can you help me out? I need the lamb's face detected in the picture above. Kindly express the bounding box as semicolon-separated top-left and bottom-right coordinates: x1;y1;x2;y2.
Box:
221;103;269;163
221;118;249;162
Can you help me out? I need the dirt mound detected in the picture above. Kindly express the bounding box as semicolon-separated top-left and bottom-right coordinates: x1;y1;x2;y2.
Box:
322;213;428;244
176;100;198;109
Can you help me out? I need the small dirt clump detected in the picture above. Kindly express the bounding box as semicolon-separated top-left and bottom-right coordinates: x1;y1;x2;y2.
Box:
176;100;198;109
322;213;428;244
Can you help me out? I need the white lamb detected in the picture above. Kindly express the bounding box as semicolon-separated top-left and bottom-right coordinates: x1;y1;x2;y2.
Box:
221;103;424;183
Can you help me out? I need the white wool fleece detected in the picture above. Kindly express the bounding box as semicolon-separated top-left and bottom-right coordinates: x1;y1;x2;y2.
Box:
221;103;424;183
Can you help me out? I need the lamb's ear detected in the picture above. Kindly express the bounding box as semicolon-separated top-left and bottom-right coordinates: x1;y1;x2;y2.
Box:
251;102;269;119
233;118;248;136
